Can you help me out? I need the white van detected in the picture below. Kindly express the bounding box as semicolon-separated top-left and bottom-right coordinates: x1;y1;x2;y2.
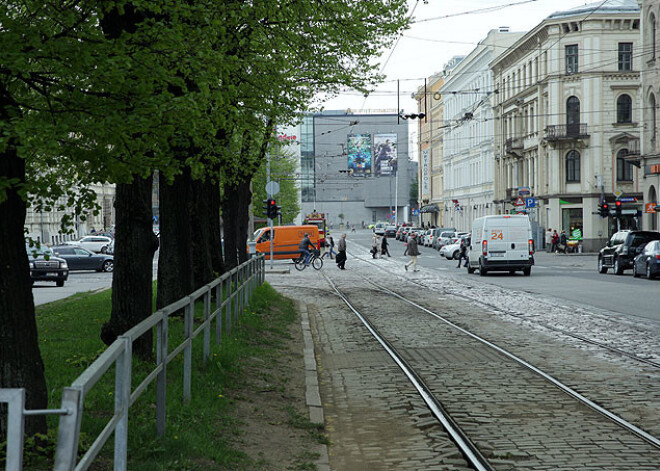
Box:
467;215;534;276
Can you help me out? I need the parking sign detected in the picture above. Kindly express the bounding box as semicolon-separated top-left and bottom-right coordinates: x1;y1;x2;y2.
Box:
525;197;536;208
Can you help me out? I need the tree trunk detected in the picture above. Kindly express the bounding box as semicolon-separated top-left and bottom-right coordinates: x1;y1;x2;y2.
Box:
190;178;214;289
0;98;48;437
237;179;251;264
209;180;224;275
222;182;240;270
157;168;194;309
102;176;158;359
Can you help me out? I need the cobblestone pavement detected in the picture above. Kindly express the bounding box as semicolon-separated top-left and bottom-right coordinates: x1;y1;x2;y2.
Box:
267;247;660;470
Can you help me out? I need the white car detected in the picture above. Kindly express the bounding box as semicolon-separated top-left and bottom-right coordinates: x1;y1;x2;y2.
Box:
440;242;461;260
422;229;434;247
64;235;113;254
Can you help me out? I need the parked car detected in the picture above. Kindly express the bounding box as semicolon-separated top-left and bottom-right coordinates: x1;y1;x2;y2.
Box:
63;235;113;253
104;239;115;255
437;231;457;250
598;230;660;275
440;242;461;260
52;245;114;272
422;229;434;247
26;243;69;287
384;226;397;238
432;227;458;250
632;240;660;279
373;222;387;236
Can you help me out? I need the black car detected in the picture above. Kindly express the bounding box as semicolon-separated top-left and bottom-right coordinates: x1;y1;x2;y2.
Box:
632;240;660;279
53;245;114;272
26;244;69;287
598;230;660;275
384;226;397;238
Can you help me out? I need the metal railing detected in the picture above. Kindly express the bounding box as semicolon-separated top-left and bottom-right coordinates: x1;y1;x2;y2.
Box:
544;123;589;141
2;255;265;471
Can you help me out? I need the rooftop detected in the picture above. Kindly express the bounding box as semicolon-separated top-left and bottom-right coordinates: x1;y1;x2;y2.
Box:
547;0;639;20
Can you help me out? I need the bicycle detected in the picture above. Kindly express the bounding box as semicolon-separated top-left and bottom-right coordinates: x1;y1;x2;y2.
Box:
294;249;323;271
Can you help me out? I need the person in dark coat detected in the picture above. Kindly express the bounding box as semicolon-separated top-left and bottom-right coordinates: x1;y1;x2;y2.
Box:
404;232;420;272
381;234;391;257
456;236;469;268
336;233;347;269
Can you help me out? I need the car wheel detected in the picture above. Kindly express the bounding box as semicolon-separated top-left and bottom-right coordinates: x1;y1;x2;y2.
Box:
467;265;475;274
598;257;608;274
102;260;114;272
633;263;640;278
648;263;656;280
523;267;531;276
452;251;459;260
101;246;107;254
56;280;64;287
614;258;624;275
479;261;487;276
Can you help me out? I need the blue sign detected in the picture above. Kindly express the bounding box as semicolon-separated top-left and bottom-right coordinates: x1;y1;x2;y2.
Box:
618;196;637;203
412;209;420;215
525;197;536;208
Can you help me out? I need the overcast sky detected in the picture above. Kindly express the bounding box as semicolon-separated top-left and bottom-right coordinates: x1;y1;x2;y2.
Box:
320;0;592;126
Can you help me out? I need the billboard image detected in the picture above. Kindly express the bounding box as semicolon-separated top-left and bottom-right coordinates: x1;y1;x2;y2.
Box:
347;134;372;176
374;133;398;177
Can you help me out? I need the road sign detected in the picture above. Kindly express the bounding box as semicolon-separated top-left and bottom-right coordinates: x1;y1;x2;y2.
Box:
515;196;525;206
618;196;637;203
265;181;280;196
646;203;657;213
613;189;623;198
518;186;531;196
412;209;419;215
525;197;536;208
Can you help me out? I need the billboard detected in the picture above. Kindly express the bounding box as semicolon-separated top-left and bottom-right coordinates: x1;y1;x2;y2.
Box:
347;134;372;176
374;134;398;177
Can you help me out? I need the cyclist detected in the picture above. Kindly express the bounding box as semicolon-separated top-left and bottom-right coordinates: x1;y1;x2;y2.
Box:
298;233;316;266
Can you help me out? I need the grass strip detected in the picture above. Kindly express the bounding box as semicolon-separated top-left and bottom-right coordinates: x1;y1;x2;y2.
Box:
13;282;317;470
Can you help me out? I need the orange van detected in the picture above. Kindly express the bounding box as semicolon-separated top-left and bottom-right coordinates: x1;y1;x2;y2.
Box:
249;225;320;260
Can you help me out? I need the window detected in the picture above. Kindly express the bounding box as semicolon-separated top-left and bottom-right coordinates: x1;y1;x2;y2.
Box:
566;150;581;182
651;93;657;148
618;43;633;71
616;94;632;123
617;149;634;181
566;96;580;136
651;14;657;60
566;45;578;74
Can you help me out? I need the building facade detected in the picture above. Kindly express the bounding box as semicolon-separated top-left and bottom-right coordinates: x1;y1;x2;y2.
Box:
491;0;642;251
299;111;413;229
639;0;660;230
441;29;525;232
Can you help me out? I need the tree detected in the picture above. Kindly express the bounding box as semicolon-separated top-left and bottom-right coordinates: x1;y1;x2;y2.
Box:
251;147;301;226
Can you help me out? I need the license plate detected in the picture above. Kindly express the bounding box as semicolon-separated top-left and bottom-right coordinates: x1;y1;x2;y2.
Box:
489;253;504;257
46;273;58;276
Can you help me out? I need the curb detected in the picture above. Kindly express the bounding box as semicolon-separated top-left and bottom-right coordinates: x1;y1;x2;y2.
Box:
300;303;330;471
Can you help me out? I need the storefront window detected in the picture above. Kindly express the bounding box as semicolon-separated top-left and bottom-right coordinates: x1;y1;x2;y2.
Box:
561;207;583;234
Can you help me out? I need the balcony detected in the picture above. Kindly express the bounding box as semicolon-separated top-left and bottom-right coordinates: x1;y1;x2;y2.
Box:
504;137;523;157
544;124;589;142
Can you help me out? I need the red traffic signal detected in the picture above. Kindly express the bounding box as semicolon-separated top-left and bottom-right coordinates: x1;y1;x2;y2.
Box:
615;200;622;208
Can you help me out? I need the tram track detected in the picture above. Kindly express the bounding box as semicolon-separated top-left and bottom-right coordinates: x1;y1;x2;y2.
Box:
349;250;660;371
319;268;660;470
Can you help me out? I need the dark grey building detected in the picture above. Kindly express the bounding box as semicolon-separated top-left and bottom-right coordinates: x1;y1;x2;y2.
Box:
300;111;414;229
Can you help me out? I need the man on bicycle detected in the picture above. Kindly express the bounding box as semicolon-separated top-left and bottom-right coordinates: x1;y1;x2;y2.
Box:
299;233;315;266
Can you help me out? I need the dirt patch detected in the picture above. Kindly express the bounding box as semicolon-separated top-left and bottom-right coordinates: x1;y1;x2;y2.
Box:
224;307;325;470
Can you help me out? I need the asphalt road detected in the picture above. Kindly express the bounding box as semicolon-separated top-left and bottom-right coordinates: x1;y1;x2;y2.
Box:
346;229;660;324
32;254;159;306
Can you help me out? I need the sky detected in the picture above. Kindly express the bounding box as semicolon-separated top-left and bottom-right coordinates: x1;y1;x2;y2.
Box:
319;0;594;156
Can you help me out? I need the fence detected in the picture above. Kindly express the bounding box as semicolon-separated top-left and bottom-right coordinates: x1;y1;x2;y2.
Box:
2;255;265;471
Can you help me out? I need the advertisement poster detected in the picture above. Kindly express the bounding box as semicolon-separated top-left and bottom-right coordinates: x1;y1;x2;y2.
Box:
373;134;398;177
347;134;372;176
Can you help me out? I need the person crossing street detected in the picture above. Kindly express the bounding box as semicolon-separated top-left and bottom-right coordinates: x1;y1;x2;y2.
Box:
404;232;420;272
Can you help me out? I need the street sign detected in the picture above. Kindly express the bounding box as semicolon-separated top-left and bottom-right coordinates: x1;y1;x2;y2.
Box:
613;189;623;198
515;196;525;206
525;197;536;208
412;209;419;215
617;196;637;203
265;181;280;196
646;203;657;213
518;186;531;196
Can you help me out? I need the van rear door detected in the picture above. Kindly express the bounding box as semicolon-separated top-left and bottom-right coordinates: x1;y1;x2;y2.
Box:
485;216;530;261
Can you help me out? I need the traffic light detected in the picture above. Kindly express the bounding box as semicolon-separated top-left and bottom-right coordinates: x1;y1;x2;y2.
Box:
267;198;278;219
599;201;609;217
263;198;272;218
615;199;622;218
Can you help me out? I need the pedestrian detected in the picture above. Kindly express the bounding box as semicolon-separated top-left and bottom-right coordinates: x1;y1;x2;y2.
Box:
559;230;568;253
456;236;469;268
381;234;391;257
545;228;553;253
371;233;380;258
336;233;347;269
551;230;559;253
404;232;420;272
324;234;336;259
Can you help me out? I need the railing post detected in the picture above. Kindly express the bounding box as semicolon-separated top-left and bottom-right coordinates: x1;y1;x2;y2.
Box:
215;281;223;345
0;388;25;471
183;298;193;403
203;290;211;366
53;388;83;471
233;270;239;324
226;273;233;333
156;313;168;436
114;336;132;471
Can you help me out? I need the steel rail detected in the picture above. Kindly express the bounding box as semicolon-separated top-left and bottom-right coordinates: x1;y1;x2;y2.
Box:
321;272;495;471
366;278;660;450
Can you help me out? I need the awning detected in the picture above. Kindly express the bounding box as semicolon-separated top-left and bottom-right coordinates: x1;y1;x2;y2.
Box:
419;204;440;213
